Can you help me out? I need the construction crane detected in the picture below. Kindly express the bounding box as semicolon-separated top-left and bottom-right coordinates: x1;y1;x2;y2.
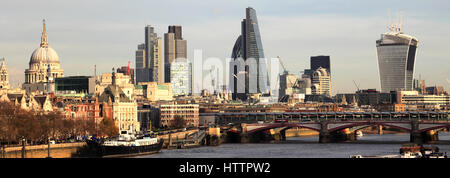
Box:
278;56;288;75
352;80;360;92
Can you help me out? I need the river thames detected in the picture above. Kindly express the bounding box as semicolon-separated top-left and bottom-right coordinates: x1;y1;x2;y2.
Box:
137;132;450;158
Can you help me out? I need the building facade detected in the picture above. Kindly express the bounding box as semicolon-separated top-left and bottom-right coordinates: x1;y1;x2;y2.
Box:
160;104;199;128
117;66;135;84
98;72;139;133
170;60;192;96
55;76;95;94
24;20;64;88
229;7;270;101
164;25;187;83
376;25;418;92
311;67;331;96
310;56;331;74
135;26;162;84
0;58;10;89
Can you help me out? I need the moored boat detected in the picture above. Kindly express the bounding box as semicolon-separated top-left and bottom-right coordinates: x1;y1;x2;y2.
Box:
78;130;163;158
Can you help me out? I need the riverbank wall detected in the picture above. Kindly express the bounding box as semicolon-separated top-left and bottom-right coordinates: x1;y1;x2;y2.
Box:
2;142;85;158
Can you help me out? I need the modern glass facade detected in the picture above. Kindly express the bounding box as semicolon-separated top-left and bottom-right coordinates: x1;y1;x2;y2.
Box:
376;32;418;92
55;76;92;93
229;7;270;100
311;56;330;73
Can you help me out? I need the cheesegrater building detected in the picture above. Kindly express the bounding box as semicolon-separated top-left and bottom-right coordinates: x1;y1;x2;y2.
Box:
376;24;418;93
229;7;270;101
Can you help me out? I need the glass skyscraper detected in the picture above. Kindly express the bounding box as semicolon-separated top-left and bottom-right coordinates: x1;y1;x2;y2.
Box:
376;28;418;93
229;7;270;101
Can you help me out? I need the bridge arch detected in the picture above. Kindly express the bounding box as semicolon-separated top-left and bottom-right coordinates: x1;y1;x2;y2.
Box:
247;123;320;134
328;122;412;133
418;124;450;132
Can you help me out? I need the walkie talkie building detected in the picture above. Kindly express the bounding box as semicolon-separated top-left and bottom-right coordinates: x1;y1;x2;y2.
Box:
376;27;418;93
229;7;270;101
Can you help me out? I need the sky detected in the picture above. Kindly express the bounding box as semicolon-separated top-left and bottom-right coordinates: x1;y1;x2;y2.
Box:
0;0;449;94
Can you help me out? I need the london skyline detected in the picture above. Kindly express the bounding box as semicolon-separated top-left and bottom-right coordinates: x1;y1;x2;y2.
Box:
0;0;449;94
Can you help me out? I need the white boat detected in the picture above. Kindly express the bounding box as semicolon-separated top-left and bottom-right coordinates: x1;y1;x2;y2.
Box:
356;130;363;137
400;151;422;158
350;154;398;158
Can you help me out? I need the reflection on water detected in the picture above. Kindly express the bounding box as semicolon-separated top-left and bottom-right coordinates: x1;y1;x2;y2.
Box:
138;132;450;158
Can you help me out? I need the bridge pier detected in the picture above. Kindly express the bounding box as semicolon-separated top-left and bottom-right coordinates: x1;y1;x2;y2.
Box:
280;130;286;141
205;127;221;146
378;125;383;135
319;122;330;143
410;121;439;143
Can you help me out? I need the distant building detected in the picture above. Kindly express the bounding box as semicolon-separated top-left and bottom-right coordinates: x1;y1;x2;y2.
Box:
376;24;418;92
55;76;95;94
164;25;187;83
170;59;192;96
117;66;135;84
96;72;134;100
98;71;139;132
310;56;330;74
137;104;160;131
279;73;298;101
137;82;173;102
135;26;163;84
160;104;199;128
23;20;64;94
336;89;393;106
229;7;270;101
311;67;331;96
57;97;102;121
394;90;450;111
0;58;10;89
425;86;448;95
375;103;406;112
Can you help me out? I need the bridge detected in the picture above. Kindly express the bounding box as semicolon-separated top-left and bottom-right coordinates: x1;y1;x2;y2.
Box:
200;112;450;143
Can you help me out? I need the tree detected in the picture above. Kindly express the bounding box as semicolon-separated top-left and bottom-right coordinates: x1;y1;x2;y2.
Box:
0;102;19;144
173;115;186;129
99;118;118;137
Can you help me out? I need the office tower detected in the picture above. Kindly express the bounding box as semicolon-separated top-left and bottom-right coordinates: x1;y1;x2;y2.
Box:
311;67;331;96
279;73;298;100
168;25;182;40
135;43;148;84
170;60;192;96
136;26;162;84
0;58;10;89
311;56;330;73
229;7;270;101
164;25;187;83
145;25;163;83
376;23;418;92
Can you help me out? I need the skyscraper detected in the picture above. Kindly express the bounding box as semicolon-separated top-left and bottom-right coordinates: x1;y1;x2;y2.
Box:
136;25;162;84
229;7;270;101
376;24;418;92
310;56;330;74
311;67;331;96
164;25;187;83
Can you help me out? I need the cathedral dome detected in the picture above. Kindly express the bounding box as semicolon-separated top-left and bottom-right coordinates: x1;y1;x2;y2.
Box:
29;19;60;65
30;46;59;64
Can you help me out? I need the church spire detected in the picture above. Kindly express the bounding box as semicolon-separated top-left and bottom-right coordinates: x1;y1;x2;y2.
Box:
40;19;49;47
